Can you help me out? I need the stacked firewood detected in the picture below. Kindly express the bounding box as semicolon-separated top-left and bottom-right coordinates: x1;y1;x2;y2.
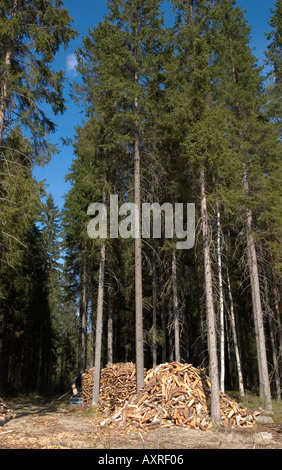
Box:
82;362;257;430
106;362;257;431
82;362;140;411
0;397;16;425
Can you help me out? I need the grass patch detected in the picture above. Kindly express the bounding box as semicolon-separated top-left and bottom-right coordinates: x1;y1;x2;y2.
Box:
79;404;103;419
226;389;282;423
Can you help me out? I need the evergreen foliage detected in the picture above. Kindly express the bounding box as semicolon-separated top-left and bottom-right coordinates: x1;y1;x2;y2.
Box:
0;0;281;409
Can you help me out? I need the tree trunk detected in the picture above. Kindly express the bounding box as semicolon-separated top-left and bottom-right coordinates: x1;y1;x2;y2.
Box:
172;247;180;362
92;241;106;406
107;281;114;366
216;203;225;392
160;290;167;363
262;271;281;401
134;66;144;391
0;49;11;144
200;169;221;424
152;250;157;368
226;267;245;397
268;249;282;371
0;0;17;143
78;253;88;375
243;164;272;412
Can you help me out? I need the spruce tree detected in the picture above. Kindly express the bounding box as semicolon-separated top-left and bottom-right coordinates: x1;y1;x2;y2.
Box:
0;0;77;160
75;0;166;391
168;0;224;423
0;1;77;394
206;0;276;412
265;0;282;135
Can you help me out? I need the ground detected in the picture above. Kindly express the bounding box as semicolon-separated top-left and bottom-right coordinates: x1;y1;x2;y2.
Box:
0;394;282;450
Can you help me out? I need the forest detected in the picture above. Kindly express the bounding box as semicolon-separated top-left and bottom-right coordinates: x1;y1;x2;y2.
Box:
0;0;281;423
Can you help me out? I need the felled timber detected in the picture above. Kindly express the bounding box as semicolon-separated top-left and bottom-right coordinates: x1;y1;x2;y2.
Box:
82;362;140;411
82;361;257;431
106;362;257;431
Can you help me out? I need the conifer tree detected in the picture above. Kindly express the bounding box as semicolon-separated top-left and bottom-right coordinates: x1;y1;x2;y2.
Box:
265;0;282;135
0;0;77;160
206;0;276;411
74;0;166;391
62;118;106;376
0;1;77;394
168;0;224;423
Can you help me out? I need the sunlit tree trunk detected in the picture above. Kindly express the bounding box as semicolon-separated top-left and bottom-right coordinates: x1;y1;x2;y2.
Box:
0;0;17;143
262;271;281;401
152;250;157;368
107;281;114;366
243;164;272;412
200;170;221;424
78;253;88;375
134;83;144;391
172;247;180;362
216;203;225;392
226;267;245;397
92;241;106;405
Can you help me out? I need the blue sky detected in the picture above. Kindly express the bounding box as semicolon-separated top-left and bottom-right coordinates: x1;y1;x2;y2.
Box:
33;0;275;210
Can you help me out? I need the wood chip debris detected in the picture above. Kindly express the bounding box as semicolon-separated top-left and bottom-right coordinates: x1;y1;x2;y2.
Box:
82;362;257;431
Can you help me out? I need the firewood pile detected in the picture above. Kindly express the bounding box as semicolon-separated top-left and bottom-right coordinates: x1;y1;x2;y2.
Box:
82;362;139;411
0;397;16;426
111;362;257;431
82;362;257;431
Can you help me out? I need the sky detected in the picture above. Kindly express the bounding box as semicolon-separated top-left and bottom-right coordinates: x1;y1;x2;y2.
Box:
33;0;276;210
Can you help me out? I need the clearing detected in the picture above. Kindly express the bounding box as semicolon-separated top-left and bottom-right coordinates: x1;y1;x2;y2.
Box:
0;394;282;450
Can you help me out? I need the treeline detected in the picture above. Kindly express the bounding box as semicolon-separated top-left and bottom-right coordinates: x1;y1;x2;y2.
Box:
0;0;281;418
65;0;282;418
0;0;78;395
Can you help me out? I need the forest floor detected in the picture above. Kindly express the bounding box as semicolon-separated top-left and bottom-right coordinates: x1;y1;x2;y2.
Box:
1;393;282;450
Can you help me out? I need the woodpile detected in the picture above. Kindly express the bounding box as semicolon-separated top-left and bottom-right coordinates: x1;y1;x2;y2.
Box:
0;397;16;426
82;362;140;411
113;362;257;430
82;362;257;431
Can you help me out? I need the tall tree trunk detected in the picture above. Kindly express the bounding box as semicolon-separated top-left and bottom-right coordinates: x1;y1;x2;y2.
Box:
78;253;88;375
134;74;144;391
92;241;106;406
216;202;225;392
226;267;245;397
268;249;282;370
172;247;180;362
0;49;11;144
36;324;43;392
262;271;281;401
200;170;221;424
0;0;17;143
243;164;272;412
152;250;157;368
107;280;114;366
160;290;167;364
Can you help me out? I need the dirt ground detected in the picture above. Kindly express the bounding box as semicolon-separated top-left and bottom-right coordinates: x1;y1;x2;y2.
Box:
1;395;282;450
